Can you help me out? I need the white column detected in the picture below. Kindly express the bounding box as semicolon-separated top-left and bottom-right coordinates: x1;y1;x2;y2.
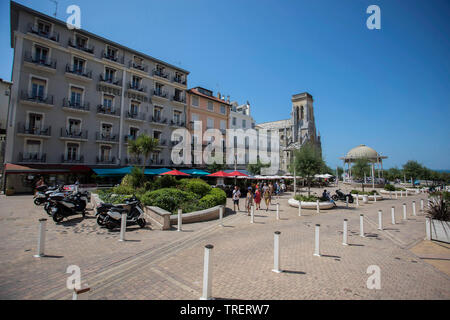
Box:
34;218;47;258
342;219;348;245
420;199;424;212
200;244;214;300
360;214;365;237
425;218;431;240
272;231;282;273
314;224;320;257
298;201;302;216
391;207;396;225
177;208;182;231
355;194;359;206
378;210;383;230
412;201;416;216
402;203;407;220
119;213;127;241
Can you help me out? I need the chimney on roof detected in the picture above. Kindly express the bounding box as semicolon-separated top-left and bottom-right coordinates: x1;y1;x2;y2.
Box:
227;95;230;103
217;92;221;99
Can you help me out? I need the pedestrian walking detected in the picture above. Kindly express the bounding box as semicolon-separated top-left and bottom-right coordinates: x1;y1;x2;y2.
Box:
245;187;254;216
254;185;261;210
263;185;271;212
232;186;241;212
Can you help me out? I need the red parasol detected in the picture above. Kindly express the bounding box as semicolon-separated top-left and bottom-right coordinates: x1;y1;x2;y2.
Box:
207;170;231;177
227;170;248;177
160;169;191;176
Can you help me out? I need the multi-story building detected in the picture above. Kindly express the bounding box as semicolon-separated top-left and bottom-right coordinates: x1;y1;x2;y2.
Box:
228;101;255;169
0;79;12;188
186;87;230;167
255;92;321;174
4;1;189;191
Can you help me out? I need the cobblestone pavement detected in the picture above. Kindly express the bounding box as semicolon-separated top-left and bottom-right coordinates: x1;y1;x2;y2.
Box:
0;186;449;300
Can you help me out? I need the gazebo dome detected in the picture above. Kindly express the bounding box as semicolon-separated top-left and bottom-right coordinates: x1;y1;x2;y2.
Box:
345;144;379;160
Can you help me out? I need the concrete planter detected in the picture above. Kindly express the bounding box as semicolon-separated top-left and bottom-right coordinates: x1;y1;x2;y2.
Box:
351;194;383;201
430;219;450;243
288;198;335;210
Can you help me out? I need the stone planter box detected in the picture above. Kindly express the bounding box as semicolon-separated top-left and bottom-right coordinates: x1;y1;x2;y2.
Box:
430;219;450;243
351;194;384;201
288;198;334;210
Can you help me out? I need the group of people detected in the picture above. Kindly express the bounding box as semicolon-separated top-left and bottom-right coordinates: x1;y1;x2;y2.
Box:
232;181;286;214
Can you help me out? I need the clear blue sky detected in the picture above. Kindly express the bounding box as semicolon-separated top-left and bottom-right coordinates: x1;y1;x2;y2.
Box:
1;0;449;170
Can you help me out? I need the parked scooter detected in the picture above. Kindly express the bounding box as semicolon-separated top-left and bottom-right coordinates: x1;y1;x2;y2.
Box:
49;191;90;222
95;196;136;227
331;189;354;203
103;196;146;230
33;185;64;205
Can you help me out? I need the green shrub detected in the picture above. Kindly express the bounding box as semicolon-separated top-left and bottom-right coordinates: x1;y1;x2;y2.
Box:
198;188;226;209
157;175;178;188
112;184;135;196
384;184;395;191
120;174;134;187
140;188;198;213
179;178;211;197
351;190;361;194
294;195;320;202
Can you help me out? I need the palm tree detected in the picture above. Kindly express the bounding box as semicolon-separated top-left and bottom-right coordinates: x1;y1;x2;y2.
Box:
127;138;142;165
137;134;160;168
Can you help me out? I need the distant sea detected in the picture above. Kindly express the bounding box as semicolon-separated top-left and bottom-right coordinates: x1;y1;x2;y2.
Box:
435;170;450;173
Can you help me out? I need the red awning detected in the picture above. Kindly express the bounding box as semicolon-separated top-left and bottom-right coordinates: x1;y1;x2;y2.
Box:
4;163;71;174
227;170;248;177
207;170;231;177
160;169;190;176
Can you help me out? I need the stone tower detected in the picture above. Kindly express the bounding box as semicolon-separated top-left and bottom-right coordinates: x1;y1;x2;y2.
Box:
291;92;321;153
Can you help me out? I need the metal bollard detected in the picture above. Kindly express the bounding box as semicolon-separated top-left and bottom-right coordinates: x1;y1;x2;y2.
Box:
420;199;424;212
73;287;90;300
119;213;127;241
298;201;302;216
316;200;320;214
346;196;349;208
391;207;396;225
276;203;280;220
378;210;383;230
272;231;282;273
412;201;416;216
402;203;407;220
425;218;431;240
342;219;348;246
34;218;47;258
177;208;182;232
314;224;321;257
251;205;255;223
219;205;224;226
200;244;214;300
360;214;365;237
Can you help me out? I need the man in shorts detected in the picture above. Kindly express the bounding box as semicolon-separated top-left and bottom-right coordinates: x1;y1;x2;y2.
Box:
232;185;241;212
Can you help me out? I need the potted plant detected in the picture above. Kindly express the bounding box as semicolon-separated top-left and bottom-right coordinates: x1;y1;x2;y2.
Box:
427;192;449;243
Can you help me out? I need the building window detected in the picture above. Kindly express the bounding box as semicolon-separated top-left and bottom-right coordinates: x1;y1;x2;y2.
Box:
75;35;88;49
70;86;83;107
129;127;139;139
174;88;183;102
220;120;226;131
101;123;112;136
73;57;85;74
37;20;51;36
67;119;81;134
66;143;79;161
207;117;214;130
130;101;139;116
192;96;199;107
105;68;115;82
26;139;41;155
153;131;162;140
154;106;163;120
207;101;214;111
155;83;164;95
173;111;181;124
106;46;117;60
31;77;46;99
27;113;43;132
131;76;141;90
34;45;49;64
100;145;112;161
232;117;236;126
103;94;114;110
220;105;226;114
242;119;246;128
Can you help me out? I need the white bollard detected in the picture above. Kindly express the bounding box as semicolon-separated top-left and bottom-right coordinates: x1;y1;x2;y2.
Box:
219;205;224;226
200;244;214;300
346;196;349;208
360;214;365;237
420;199;424;212
73;287;90;300
405;190;408;197
402;203;407;220
374;194;377;203
314;224;321;257
356;195;359;206
425;218;431;240
34;218;47;258
316;200;320;214
342;219;348;246
276;203;280;220
177;208;182;232
400;190;403;197
119;213;127;241
272;231;282;273
251;205;255;223
390;191;392;199
395;191;398;199
412;201;416;216
391;207;396;225
298;201;302;216
378;210;383;230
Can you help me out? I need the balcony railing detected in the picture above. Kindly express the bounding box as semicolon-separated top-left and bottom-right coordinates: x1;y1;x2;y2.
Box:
68;39;95;54
124;135;137;143
153;90;168;99
96;132;119;142
66;64;92;79
172;95;186;103
17;123;52;136
150;116;166;124
61;154;84;163
129;61;148;72
24;52;57;69
96;156;116;164
157;139;166;146
170;120;185;127
28;23;59;42
99;74;122;86
21;91;54;105
173;76;186;85
128;82;146;92
153;69;169;79
126;111;146;121
19;152;47;163
63;98;90;111
97;105;120;116
102;50;124;64
125;157;142;165
60;128;88;140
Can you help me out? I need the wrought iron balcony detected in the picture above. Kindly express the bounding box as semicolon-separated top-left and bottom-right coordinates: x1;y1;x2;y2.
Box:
129;61;148;72
28;23;59;42
124;135;137;143
99;74;122;86
96;132;119;142
172;95;186;103
96;156;116;164
60;128;88;140
153;90;168;99
21;91;54;105
128;82;146;92
170;120;185;127
66;64;92;79
126;111;146;121
68;39;95;54
63;98;90;111
24;52;57;69
97;105;120;116
173;76;186;85
150;116;167;124
153;69;169;79
17;123;52;137
101;50;124;64
61;154;84;163
19;152;47;163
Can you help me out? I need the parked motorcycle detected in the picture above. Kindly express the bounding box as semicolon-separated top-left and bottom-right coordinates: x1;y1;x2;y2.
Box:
95;196;136;227
331;189;354;203
103;196;146;230
33;185;63;205
49;191;90;222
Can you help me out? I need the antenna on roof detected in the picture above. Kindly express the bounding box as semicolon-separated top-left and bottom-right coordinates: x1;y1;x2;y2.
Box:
49;0;58;18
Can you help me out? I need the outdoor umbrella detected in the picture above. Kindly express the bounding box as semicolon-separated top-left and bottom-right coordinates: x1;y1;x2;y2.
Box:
160;169;191;176
180;169;210;176
227;170;248;177
206;171;231;177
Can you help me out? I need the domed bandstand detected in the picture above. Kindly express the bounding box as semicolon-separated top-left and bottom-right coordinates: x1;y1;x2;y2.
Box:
339;144;388;187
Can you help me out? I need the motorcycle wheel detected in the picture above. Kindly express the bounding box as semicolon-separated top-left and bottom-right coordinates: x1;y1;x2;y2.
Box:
331;195;338;201
105;220;116;230
137;218;146;228
348;197;354;203
96;214;106;226
52;212;64;223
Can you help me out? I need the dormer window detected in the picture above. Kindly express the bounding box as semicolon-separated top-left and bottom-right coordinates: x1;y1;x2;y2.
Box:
106;46;117;60
76;35;88;49
37;20;51;36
